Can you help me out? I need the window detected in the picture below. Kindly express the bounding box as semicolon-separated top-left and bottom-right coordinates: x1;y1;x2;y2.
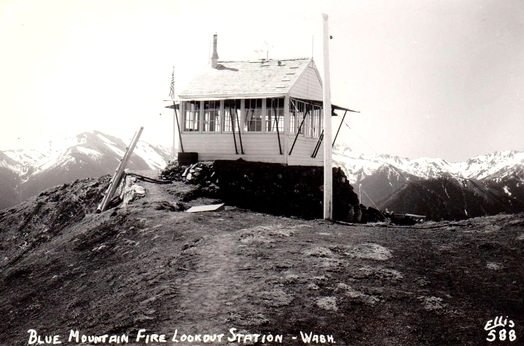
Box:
290;99;308;135
244;99;263;132
223;99;241;132
290;99;305;134
266;98;284;133
203;100;220;132
310;103;322;138
183;101;200;131
289;99;322;138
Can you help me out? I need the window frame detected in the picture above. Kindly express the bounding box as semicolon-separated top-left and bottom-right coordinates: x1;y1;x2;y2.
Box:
202;100;221;132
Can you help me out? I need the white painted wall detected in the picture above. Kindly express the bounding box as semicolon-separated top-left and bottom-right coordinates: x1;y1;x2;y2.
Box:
289;62;323;101
180;132;324;166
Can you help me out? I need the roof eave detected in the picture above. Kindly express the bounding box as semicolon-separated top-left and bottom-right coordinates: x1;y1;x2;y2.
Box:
178;92;289;100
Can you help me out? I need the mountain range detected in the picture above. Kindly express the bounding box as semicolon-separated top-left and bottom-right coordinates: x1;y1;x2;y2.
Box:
334;145;524;220
1;132;523;221
0;131;170;210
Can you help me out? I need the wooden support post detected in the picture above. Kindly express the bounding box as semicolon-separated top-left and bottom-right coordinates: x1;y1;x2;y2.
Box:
273;102;283;155
229;107;239;154
283;95;290;164
267;103;272;131
289;109;310;156
312;130;324;158
170;66;177;159
97;127;144;212
332;110;347;147
174;104;184;154
233;107;245;154
322;13;333;220
172;103;176;159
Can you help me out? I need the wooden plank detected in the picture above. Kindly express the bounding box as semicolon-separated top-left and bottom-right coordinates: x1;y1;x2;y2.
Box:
97;127;144;212
186;203;225;213
289;65;323;101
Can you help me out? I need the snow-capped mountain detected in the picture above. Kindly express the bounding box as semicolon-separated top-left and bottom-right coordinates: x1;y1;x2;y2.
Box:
2;136;523;221
452;150;524;180
0;131;170;210
334;144;524;184
2;131;169;176
333;144;524;220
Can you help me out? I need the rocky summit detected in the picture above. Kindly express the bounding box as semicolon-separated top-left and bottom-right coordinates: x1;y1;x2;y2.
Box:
1;168;523;346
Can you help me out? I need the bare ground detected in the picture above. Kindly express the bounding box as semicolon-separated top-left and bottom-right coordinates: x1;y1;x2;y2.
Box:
1;172;523;345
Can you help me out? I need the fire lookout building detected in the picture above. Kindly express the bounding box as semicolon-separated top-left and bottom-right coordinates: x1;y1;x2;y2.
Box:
172;35;354;166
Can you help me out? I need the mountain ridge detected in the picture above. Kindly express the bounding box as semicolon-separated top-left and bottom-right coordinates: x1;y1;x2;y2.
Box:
0;130;170;210
333;144;524;220
334;145;524;183
1;134;523;220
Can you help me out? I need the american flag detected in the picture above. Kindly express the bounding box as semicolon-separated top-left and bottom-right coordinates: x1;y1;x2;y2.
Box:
169;66;175;99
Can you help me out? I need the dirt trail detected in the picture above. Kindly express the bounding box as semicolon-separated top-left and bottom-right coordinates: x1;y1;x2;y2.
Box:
174;231;242;332
121;172;272;334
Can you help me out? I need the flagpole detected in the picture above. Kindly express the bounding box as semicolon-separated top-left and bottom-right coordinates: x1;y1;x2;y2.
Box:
322;13;333;220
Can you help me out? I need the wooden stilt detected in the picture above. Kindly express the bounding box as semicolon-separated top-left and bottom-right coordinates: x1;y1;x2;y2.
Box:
332;110;347;147
312;130;324;158
229;107;239;154
174;104;184;153
233;107;245;154
273;101;283;155
289;109;310;156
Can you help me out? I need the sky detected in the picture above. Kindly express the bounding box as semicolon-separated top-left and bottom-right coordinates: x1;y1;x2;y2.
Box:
1;0;523;161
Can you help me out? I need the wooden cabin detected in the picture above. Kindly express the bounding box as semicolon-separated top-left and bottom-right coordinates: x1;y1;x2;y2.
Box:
173;34;353;166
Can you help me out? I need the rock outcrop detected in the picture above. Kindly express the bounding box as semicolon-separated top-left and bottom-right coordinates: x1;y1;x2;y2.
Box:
161;159;360;221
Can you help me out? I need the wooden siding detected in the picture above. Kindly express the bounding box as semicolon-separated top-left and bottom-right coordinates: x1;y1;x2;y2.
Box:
286;135;324;166
289;62;323;101
181;133;236;154
179;132;324;166
180;133;286;164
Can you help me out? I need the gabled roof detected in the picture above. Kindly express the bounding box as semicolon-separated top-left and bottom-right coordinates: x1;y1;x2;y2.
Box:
178;58;314;100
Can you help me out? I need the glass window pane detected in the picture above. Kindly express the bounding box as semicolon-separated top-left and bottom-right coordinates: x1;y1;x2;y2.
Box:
203;100;220;132
245;99;263;132
266;98;284;133
183;101;200;131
